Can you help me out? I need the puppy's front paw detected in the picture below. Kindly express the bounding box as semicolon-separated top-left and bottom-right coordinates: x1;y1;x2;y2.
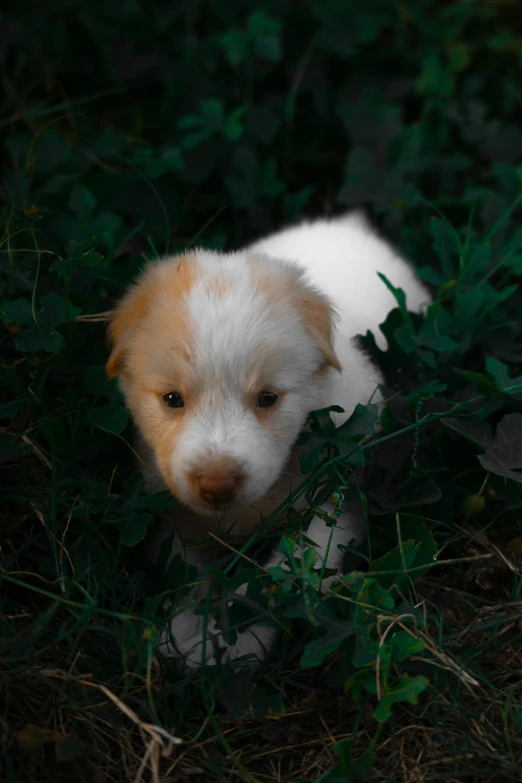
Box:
159;599;276;670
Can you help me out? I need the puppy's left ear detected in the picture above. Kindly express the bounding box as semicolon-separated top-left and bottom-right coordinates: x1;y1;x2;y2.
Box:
106;277;152;380
293;280;341;373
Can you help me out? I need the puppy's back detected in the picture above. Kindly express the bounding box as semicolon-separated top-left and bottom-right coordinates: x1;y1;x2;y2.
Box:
248;212;430;347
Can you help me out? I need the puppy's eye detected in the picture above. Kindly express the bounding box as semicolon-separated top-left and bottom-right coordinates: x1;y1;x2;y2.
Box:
257;392;278;408
163;392;184;409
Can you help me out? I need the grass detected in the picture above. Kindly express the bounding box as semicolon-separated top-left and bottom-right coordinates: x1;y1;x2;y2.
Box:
2;1;522;781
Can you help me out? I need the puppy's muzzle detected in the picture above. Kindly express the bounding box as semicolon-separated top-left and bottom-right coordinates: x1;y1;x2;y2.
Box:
191;461;245;508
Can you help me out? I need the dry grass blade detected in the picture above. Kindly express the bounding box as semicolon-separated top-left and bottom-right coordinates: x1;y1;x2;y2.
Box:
41;669;182;744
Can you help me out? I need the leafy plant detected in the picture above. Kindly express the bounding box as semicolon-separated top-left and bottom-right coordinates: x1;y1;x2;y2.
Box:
2;1;522;781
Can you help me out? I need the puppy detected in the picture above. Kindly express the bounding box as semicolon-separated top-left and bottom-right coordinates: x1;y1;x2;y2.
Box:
106;212;430;667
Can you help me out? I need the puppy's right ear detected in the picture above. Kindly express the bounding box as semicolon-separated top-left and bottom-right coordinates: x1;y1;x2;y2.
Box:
106;280;151;380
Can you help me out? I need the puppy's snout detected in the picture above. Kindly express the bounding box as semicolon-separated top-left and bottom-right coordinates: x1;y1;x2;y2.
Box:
194;464;244;507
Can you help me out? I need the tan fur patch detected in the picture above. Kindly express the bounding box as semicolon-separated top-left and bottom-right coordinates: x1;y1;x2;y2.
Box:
106;281;154;379
203;272;232;299
125;388;190;501
251;264;341;372
289;279;341;372
106;252;199;379
106;252;200;500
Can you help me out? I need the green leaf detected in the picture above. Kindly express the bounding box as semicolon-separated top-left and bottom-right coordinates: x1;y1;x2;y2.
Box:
0;298;34;325
12;294;81;351
344;667;377;699
338;403;379;438
309;405;345;435
460;242;492;284
377;273;413;326
136;490;174;514
49;259;77;280
447;43;471;73
223;107;246;142
302;545;319;572
219;29;249;66
417;265;445;286
504;253;522;274
455;283;516;330
118;513;152;546
86;404;128;435
297;431;327;473
15;326;61;353
39;294;81;327
430;216;460;279
485;357;522;395
374;674;429;722
66;237;103;266
395;517;437;579
248;11;282;62
417;313;458;355
51;238;103;280
300;622;354;668
370;540;418;589
225;148;283;207
443;417;491;448
405;380;447;408
83;366;117;399
312;4;382;56
332;738;374;778
268;565;297;593
68;183;98;216
389;631;425;663
479;413;522;484
446;414;522;485
132;147;184;177
90;212;123;249
415;54;454;98
143;593;166;621
39;172;80;195
352;625;380;668
394;323;417;356
298;403;374;472
161;147;184;172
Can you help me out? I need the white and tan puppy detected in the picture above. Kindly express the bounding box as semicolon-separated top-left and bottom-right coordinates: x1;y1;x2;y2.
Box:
106;212;429;667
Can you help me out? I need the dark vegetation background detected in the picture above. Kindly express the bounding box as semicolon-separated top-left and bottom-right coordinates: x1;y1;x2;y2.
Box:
2;1;522;781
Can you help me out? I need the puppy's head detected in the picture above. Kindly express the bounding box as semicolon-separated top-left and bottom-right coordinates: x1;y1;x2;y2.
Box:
107;250;340;520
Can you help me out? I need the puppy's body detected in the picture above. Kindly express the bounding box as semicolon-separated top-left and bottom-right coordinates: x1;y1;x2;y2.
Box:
107;212;430;667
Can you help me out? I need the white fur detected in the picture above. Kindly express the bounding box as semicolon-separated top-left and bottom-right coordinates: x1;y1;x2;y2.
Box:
249;212;427;349
165;250;328;517
137;213;430;668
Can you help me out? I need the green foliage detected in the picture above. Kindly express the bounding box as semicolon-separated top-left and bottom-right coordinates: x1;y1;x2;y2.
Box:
1;293;82;353
486;357;522;395
2;1;522;781
50;237;104;280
